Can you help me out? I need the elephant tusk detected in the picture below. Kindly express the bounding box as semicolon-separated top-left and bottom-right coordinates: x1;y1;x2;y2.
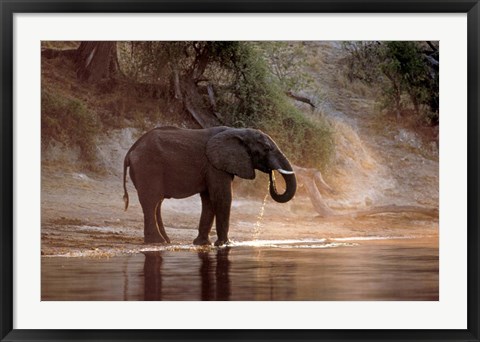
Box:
276;168;295;175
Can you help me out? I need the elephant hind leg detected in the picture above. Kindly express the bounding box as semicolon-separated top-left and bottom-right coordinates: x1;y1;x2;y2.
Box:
141;198;168;244
155;200;170;243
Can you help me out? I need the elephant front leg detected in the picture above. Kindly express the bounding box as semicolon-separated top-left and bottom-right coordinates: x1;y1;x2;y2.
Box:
193;192;215;246
212;188;232;247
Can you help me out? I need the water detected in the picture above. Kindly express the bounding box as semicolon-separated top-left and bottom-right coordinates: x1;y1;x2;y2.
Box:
252;184;270;239
41;238;438;301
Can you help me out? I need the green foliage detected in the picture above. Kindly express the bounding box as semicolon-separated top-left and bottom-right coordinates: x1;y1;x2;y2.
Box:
257;103;334;169
42;89;100;166
214;42;334;169
381;41;439;125
342;41;439;126
215;42;270;126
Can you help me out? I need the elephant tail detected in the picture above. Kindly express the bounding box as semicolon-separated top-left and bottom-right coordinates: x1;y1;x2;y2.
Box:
123;155;130;211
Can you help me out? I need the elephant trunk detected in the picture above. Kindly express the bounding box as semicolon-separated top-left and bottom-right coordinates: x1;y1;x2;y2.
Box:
269;155;297;203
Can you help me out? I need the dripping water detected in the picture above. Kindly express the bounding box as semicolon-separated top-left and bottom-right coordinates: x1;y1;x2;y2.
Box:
253;179;270;239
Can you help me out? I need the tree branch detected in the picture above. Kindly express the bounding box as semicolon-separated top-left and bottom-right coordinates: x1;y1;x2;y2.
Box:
285;91;316;109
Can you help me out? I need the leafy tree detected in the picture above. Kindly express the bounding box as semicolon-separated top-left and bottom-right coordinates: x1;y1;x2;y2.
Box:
342;41;439;125
342;41;383;85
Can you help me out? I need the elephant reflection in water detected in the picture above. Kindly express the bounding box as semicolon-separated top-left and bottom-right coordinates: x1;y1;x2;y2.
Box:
142;249;231;301
198;248;231;301
143;252;163;301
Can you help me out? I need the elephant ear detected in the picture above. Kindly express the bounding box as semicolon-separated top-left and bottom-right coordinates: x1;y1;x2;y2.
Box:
206;130;256;180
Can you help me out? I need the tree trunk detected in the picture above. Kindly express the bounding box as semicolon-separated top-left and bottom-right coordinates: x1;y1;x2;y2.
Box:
178;76;222;128
76;42;118;82
294;165;334;217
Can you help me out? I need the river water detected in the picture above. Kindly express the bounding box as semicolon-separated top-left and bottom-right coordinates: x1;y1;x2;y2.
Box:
42;237;438;301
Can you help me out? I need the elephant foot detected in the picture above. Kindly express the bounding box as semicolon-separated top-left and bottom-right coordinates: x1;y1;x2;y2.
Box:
193;236;212;246
214;239;232;247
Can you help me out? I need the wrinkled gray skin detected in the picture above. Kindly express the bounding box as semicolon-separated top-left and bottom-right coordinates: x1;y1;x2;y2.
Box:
123;126;297;246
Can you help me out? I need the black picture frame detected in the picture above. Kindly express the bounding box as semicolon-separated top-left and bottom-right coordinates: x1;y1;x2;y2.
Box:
1;1;479;341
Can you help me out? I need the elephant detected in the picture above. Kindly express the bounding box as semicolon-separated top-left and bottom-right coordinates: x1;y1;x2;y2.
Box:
122;126;296;246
